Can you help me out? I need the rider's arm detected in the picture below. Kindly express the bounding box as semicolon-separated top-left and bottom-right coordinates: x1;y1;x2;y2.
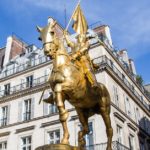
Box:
64;31;75;48
79;41;90;55
72;41;90;60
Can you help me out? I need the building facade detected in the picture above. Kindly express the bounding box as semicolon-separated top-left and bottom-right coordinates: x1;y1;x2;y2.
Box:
0;22;150;150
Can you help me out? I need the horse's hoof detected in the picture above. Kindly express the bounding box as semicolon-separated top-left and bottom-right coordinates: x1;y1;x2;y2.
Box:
106;147;112;150
78;138;86;148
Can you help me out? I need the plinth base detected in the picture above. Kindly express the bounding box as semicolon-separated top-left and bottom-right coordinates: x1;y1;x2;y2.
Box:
35;144;82;150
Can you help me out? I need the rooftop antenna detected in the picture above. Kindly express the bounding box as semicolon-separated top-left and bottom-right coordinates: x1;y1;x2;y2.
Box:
64;4;67;28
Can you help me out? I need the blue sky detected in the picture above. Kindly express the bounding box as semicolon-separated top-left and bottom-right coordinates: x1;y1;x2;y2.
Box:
0;0;149;84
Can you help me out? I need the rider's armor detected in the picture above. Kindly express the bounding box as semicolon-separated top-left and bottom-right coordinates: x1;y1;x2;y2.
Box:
64;33;98;87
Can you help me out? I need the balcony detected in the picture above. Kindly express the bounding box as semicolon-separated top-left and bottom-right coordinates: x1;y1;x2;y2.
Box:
0;75;48;98
93;55;150;112
0;55;149;112
0;55;49;79
86;141;130;150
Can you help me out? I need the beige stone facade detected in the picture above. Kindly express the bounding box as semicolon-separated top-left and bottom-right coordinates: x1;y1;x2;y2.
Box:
0;24;149;150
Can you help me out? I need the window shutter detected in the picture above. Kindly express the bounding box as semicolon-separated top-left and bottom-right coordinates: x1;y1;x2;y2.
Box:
0;107;2;126
43;94;49;116
21;79;25;90
7;105;11;125
31;98;35;119
43;103;48;116
18;101;23;122
113;86;115;102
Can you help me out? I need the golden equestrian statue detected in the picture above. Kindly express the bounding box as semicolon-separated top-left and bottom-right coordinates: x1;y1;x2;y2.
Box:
37;4;113;150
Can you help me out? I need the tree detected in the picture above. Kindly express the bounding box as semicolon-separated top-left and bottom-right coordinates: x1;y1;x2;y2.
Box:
136;75;144;86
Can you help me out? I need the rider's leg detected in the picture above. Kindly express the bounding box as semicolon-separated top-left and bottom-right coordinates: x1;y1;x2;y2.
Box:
81;58;98;88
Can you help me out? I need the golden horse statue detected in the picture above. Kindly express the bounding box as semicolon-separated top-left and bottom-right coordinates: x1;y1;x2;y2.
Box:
37;21;113;150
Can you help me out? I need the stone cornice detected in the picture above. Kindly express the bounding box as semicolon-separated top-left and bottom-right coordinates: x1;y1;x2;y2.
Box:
127;123;137;131
0;83;50;104
70;115;79;121
0;60;51;82
0;108;74;130
41;120;60;128
113;112;126;122
97;63;150;117
0;131;10;137
112;102;150;138
90;43;150;102
16;125;35;134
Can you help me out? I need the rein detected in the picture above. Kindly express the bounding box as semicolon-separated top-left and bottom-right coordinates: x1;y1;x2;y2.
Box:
43;42;70;59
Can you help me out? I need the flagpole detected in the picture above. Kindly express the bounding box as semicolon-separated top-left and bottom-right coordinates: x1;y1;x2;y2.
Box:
65;0;82;31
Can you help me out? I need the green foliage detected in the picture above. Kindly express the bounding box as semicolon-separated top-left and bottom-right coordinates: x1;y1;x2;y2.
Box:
136;75;144;86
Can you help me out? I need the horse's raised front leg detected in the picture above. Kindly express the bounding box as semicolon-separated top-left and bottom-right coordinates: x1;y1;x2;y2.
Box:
76;108;89;149
55;84;69;144
100;96;113;150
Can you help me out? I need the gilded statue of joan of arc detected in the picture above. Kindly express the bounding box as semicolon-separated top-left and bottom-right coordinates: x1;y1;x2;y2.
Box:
64;5;98;88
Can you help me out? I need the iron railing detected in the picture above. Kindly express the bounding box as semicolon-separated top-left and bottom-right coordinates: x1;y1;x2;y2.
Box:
0;55;49;79
0;75;48;98
93;55;150;112
85;141;130;150
0;55;149;113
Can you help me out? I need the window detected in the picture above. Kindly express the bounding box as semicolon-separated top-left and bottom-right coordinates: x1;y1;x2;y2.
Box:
0;106;8;126
21;136;32;150
26;75;33;88
128;134;135;150
43;93;58;116
113;86;119;107
4;83;10;96
0;141;7;150
48;104;58;114
140;141;145;150
23;99;31;121
18;99;34;122
79;122;94;148
125;97;131;117
48;130;60;144
1;55;5;69
26;45;33;53
117;125;123;144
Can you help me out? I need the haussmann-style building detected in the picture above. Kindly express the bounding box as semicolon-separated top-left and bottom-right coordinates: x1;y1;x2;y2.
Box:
0;21;150;150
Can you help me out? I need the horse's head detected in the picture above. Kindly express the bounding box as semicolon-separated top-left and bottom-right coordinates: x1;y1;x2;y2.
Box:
37;20;59;58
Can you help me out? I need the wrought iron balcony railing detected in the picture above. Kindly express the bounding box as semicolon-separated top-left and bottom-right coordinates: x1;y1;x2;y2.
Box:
85;141;130;150
93;55;150;112
0;55;149;112
0;75;48;98
0;55;50;79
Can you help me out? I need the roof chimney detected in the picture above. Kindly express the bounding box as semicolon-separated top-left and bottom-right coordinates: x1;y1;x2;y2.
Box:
129;59;137;75
93;25;113;48
3;36;13;66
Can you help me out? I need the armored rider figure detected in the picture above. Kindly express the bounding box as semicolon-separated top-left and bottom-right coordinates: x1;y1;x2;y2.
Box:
64;31;98;88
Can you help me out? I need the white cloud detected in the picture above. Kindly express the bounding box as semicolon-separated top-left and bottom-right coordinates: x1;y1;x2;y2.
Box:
3;0;150;59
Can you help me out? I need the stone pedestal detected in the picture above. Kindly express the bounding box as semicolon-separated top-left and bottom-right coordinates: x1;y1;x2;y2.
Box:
35;144;82;150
